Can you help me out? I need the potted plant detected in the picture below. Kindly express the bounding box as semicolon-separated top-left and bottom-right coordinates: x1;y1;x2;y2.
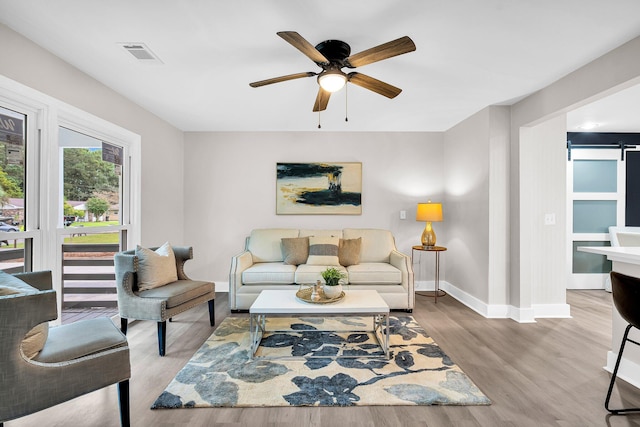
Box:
320;267;346;298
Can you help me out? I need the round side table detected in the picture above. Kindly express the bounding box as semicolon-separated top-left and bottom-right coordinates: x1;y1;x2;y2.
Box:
411;245;447;303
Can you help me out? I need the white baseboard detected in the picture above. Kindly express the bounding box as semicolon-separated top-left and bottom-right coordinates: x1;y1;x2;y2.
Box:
436;281;569;323
215;281;229;292
221;280;570;321
414;280;438;291
606;351;640;390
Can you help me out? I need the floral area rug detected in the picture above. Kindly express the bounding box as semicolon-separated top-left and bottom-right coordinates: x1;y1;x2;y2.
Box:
151;315;490;408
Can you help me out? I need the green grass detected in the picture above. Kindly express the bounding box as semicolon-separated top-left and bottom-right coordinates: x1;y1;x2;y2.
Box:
68;221;119;228
64;221;120;244
64;233;119;244
0;222;121;246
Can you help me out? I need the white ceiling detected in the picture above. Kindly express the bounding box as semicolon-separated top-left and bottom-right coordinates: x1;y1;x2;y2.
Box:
1;0;640;132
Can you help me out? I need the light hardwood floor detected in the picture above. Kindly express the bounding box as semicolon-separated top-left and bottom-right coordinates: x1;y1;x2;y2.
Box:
7;291;640;427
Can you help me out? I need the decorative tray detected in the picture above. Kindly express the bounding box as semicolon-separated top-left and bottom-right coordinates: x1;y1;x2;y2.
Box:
296;287;345;304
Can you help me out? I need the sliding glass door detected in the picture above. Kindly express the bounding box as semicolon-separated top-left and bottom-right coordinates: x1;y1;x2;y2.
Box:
567;149;624;289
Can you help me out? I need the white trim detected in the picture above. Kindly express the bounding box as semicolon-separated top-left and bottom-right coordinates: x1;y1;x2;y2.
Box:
532;303;572;318
566;273;606;289
507;306;536;323
439;281;537;322
439;281;571;323
215;281;229;292
414;280;438;291
606;351;640;390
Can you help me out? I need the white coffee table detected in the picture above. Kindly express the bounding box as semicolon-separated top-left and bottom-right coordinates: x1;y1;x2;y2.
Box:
249;289;390;359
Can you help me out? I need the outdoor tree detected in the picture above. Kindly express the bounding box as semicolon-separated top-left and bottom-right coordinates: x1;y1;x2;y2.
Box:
86;197;110;221
63;148;119;201
63;200;84;219
0;166;23;198
63;200;75;216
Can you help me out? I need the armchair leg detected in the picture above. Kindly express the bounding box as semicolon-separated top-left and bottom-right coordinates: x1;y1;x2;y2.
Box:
120;318;128;335
208;299;215;326
157;321;167;356
118;379;130;427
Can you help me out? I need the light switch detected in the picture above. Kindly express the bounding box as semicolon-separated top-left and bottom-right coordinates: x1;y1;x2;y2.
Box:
400;210;407;220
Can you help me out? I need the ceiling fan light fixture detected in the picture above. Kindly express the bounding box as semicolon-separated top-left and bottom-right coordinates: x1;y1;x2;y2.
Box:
318;70;347;93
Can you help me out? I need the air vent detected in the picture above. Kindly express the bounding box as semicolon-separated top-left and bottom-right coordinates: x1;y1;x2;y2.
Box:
118;43;163;64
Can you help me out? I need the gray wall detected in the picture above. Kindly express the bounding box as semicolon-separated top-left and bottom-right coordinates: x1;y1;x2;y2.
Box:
182;131;443;285
443;106;510;309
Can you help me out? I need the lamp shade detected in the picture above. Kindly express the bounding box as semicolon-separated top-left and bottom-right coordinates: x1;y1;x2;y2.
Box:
416;202;443;222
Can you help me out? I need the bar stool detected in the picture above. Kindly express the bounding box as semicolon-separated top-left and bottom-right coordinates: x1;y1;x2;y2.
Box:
605;271;640;414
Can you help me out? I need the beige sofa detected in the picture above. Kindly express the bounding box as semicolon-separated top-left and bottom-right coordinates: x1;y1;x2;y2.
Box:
229;228;414;311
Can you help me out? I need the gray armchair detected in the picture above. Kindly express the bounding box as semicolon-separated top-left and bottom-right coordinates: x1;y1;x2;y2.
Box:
0;270;130;426
114;246;215;356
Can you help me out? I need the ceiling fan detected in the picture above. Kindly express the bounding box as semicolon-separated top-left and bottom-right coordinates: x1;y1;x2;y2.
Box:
249;31;416;112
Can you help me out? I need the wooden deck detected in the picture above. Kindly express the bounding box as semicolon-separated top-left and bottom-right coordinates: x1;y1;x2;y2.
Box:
61;306;118;324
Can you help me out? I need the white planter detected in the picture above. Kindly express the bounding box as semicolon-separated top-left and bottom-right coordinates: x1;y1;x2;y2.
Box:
323;283;342;299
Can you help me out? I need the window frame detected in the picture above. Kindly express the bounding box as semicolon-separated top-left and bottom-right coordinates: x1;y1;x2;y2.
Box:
0;75;141;320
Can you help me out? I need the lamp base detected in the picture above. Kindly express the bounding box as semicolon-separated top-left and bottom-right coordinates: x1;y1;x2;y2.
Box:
421;222;436;247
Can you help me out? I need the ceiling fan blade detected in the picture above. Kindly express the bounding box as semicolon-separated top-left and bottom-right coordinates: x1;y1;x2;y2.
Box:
249;72;316;88
313;88;331;112
346;36;416;68
347;72;402;99
277;31;329;65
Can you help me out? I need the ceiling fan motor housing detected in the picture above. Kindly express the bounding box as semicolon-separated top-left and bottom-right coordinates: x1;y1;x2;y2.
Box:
314;40;351;67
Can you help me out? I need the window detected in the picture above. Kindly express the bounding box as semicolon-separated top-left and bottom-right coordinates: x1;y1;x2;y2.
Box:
0;105;29;272
0;76;141;322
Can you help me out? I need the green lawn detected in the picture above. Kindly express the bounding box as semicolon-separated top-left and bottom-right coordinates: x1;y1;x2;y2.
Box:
0;222;120;246
64;221;120;244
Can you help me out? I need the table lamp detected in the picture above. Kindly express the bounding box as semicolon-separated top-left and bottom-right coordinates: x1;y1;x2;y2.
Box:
416;201;443;247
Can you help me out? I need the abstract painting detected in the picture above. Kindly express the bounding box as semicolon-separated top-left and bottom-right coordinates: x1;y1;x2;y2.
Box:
276;162;362;215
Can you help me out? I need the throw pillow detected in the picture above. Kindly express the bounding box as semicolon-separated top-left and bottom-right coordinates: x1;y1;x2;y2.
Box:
339;237;362;266
22;323;49;359
307;235;340;265
281;236;309;265
136;242;178;291
0;272;49;359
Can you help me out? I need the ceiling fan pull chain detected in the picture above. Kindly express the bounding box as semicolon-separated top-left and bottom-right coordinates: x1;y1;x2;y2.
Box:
345;83;349;122
318;111;321;129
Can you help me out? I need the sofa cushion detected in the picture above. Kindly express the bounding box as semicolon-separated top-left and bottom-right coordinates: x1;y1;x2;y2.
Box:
339;238;361;266
281;236;309;265
343;229;394;263
296;264;348;285
34;317;127;363
136;242;178;291
307;235;340;265
137;279;214;308
346;263;402;284
248;229;300;263
0;272;49;359
243;262;296;284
